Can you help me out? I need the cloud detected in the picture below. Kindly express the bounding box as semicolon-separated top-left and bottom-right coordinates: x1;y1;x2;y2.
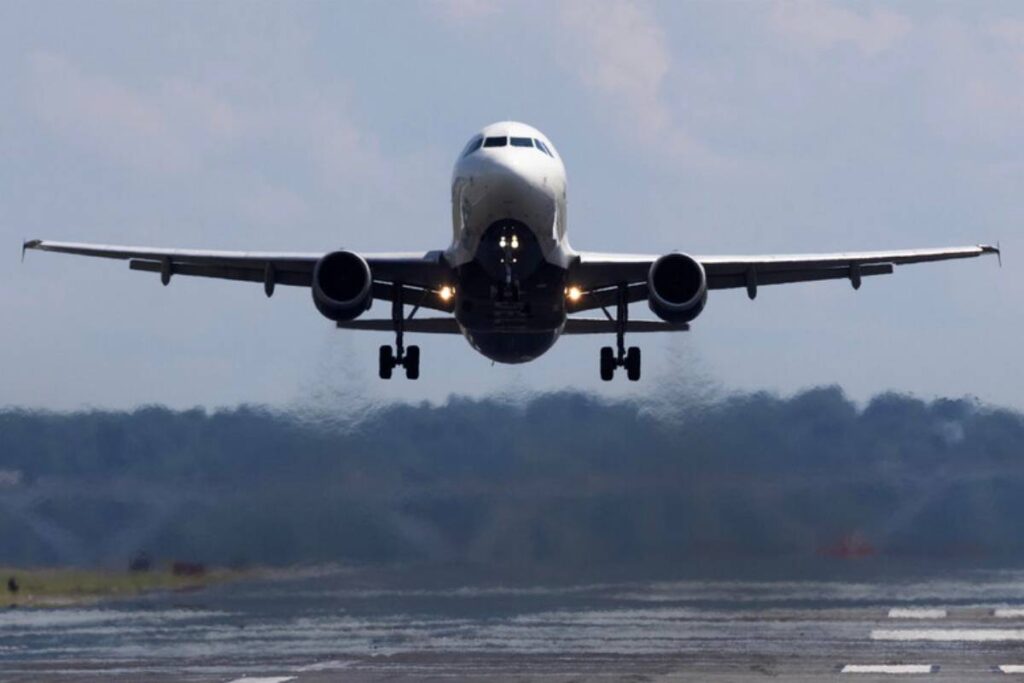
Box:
24;52;272;175
26;52;213;173
913;17;1024;149
21;48;428;237
769;1;912;57
430;0;500;23
554;0;724;167
989;18;1024;46
557;0;671;134
24;50;385;186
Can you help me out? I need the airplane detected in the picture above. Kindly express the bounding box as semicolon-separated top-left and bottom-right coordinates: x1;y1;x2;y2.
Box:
23;121;1000;381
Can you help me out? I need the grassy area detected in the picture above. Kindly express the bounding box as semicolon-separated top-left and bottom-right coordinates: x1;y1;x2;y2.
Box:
0;566;247;607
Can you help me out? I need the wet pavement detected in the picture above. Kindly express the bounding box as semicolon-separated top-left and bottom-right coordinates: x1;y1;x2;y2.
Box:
3;567;1024;681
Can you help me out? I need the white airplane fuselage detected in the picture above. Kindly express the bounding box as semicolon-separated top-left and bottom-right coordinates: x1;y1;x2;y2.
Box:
446;121;574;363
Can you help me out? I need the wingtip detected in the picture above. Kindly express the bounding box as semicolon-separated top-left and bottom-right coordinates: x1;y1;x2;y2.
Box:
21;239;37;263
979;242;1001;266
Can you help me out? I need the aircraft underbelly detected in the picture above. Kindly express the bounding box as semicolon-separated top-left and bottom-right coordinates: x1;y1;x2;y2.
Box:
448;153;574;363
454;218;568;363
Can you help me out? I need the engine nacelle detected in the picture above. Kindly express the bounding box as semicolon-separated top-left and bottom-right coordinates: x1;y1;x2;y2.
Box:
647;252;708;324
312;250;373;322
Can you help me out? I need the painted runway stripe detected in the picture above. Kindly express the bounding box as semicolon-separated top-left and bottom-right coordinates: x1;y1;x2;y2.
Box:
226;678;296;683
841;664;936;674
999;665;1024;674
298;659;353;671
887;608;946;619
995;608;1024;618
872;628;1024;642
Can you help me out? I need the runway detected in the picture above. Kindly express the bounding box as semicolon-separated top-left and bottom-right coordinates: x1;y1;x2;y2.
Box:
3;568;1024;681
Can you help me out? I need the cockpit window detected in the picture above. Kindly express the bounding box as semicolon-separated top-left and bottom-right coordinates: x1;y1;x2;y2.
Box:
534;139;554;157
510;137;533;147
483;136;508;148
461;135;483;157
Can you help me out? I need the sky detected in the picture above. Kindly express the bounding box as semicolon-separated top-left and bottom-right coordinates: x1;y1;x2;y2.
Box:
0;0;1019;411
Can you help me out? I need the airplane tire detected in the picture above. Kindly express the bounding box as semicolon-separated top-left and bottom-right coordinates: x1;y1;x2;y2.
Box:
600;346;615;381
379;345;394;380
405;345;420;380
625;346;641;381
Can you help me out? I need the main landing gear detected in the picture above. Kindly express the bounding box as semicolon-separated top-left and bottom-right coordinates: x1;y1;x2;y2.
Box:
600;283;641;381
379;283;420;380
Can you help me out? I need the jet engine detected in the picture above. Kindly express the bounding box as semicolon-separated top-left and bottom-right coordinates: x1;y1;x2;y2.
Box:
647;252;708;323
312;250;373;321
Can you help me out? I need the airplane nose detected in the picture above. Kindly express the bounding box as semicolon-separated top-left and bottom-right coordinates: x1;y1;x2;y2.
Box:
473;153;545;196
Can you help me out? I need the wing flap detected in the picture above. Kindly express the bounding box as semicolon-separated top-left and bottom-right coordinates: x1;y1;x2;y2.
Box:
700;245;998;273
334;317;687;335
25;240;319;269
336;318;462;334
129;259;312;287
709;262;893;290
370;282;454;313
566;283;648;314
563;318;688;334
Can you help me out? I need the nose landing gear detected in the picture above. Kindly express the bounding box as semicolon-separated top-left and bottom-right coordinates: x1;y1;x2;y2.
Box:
599;283;641;381
379;283;420;380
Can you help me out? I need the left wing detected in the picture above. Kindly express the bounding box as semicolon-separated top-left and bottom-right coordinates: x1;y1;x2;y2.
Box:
567;244;999;311
22;239;453;309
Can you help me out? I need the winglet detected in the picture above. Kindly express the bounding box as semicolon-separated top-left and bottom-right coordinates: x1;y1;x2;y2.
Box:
980;243;1001;268
21;239;41;263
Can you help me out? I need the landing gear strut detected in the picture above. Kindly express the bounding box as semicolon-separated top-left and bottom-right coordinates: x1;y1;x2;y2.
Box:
600;283;641;381
379;283;420;380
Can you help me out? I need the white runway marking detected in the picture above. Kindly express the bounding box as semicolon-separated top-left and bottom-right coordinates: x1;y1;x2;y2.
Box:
995;608;1024;618
227;678;296;683
887;608;947;619
841;664;935;674
298;659;353;671
872;628;1024;642
999;665;1024;674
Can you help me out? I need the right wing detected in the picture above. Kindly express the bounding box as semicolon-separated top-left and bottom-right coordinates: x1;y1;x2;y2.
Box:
22;239;455;310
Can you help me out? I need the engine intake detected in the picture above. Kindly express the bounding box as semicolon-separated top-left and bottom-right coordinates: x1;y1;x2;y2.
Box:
647;252;707;323
312;250;373;321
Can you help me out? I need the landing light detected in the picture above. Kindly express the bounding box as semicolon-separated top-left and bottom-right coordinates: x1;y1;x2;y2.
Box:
566;286;583;302
439;285;455;302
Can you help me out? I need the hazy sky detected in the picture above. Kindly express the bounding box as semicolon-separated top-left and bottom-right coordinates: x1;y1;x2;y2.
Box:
1;0;1019;411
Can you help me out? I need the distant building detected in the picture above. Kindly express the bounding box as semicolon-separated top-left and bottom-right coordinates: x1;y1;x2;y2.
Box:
129;552;152;573
171;561;206;577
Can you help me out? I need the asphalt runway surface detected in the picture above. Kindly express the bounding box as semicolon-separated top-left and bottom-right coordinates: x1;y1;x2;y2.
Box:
3;567;1024;682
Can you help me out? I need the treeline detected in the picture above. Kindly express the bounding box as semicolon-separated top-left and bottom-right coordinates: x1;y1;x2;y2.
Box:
1;388;1023;572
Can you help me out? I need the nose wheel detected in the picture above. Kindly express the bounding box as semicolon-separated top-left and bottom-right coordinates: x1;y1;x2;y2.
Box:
379;282;421;380
599;284;641;381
